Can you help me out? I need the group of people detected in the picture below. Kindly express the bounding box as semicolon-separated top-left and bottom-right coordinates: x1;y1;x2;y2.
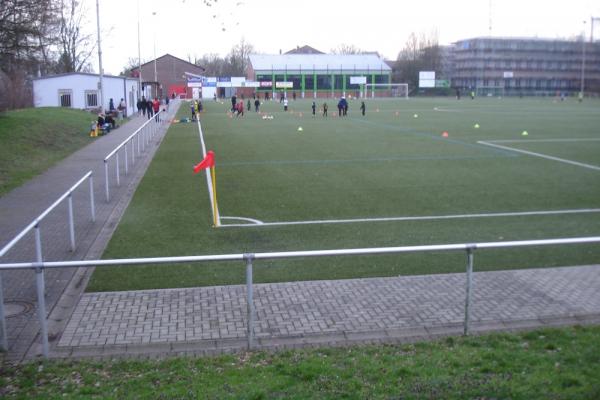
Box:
190;99;203;121
136;96;164;122
306;98;365;117
229;95;263;116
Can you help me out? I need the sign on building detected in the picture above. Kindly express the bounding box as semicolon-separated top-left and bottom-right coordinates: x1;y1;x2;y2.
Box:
419;71;436;88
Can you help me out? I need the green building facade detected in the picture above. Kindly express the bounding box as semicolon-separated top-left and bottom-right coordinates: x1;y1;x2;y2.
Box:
248;54;392;99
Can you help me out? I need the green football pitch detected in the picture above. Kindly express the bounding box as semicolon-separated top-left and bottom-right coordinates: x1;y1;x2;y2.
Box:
88;97;600;291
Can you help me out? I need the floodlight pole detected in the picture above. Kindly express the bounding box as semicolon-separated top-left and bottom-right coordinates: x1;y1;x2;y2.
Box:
137;0;143;99
96;0;104;113
580;20;586;99
153;11;158;98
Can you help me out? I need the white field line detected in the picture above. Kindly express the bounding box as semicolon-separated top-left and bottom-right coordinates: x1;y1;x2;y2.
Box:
477;140;600;171
433;107;463;112
486;138;600;144
218;208;600;228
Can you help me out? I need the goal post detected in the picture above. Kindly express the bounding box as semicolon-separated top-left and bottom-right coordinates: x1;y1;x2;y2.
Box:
363;83;409;99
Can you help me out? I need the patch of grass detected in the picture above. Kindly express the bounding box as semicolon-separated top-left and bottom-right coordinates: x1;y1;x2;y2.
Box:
0;107;96;196
1;326;599;398
88;98;600;291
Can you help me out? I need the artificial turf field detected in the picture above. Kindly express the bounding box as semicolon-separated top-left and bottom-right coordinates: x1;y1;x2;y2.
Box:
88;97;600;291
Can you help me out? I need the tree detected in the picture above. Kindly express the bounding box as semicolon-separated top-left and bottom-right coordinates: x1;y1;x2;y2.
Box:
0;0;58;109
196;53;228;77
330;44;363;55
226;38;254;76
55;0;95;73
394;30;441;90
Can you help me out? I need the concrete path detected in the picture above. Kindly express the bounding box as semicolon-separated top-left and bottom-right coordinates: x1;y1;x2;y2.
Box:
0;102;180;361
53;264;600;359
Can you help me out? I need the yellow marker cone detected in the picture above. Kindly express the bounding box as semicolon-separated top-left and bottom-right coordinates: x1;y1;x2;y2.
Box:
474;123;480;128
413;114;418;118
522;130;529;136
297;126;303;132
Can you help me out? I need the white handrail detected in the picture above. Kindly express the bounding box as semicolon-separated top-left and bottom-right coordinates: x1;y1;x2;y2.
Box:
0;171;94;258
0;236;598;270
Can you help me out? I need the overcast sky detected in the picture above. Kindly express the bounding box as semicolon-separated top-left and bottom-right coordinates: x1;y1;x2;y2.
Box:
83;0;600;76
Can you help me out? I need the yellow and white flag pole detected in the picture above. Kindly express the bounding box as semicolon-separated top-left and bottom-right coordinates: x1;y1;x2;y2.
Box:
210;166;219;227
193;150;220;227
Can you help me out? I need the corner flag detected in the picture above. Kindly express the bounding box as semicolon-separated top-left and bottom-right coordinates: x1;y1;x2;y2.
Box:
193;150;215;173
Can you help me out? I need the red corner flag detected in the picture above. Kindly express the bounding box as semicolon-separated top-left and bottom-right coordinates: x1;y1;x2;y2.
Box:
193;150;215;173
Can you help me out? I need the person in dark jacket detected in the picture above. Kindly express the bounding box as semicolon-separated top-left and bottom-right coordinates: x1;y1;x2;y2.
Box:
146;99;153;119
360;101;366;116
254;98;260;112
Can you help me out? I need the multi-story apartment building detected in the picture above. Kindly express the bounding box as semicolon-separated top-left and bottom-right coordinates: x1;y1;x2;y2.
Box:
452;37;600;96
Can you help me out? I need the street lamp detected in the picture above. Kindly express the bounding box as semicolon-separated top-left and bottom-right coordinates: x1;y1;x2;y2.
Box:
137;0;142;101
580;20;586;101
153;11;158;98
96;0;104;113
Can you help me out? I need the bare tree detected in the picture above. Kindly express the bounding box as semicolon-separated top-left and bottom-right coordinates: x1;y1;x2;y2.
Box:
330;44;363;55
395;30;441;89
0;0;58;109
196;53;227;77
226;38;254;76
55;0;95;73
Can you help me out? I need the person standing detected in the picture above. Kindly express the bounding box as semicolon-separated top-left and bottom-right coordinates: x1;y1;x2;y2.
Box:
360;101;366;116
247;99;251;111
146;98;154;119
283;97;288;111
231;94;237;112
152;97;160;122
311;101;316;116
322;102;328;117
254;98;260;112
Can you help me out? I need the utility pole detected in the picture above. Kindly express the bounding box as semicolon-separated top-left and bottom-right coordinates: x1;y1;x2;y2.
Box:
96;0;104;113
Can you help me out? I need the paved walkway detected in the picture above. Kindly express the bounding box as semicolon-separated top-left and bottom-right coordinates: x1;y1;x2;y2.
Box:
53;265;600;359
0;103;180;361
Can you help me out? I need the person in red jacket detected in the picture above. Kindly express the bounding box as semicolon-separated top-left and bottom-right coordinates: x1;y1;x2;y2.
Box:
152;98;160;122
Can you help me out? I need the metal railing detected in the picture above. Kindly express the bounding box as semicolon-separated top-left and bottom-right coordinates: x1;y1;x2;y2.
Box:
103;99;181;203
1;235;598;358
103;111;164;202
0;171;96;354
0;101;182;355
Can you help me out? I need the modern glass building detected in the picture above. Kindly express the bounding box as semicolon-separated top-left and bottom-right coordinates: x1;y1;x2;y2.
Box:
247;54;392;99
452;37;600;96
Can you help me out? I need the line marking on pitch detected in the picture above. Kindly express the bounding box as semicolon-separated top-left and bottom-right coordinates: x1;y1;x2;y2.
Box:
478;140;600;171
218;208;600;228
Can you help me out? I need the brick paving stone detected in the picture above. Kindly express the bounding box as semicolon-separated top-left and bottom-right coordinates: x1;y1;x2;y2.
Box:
54;265;600;357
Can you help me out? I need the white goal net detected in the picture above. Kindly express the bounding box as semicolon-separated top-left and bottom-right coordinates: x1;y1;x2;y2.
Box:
364;83;409;99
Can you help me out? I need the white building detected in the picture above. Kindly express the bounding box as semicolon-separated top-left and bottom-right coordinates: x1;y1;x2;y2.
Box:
33;73;139;116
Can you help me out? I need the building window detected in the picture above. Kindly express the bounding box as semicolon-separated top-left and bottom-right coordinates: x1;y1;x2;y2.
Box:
85;90;98;108
59;90;72;107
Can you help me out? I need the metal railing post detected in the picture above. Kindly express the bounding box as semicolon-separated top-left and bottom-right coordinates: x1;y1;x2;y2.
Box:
89;174;96;222
34;225;49;358
116;152;120;187
124;145;129;175
464;246;475;336
67;193;76;252
104;160;110;202
0;272;7;352
244;254;255;350
131;139;135;165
